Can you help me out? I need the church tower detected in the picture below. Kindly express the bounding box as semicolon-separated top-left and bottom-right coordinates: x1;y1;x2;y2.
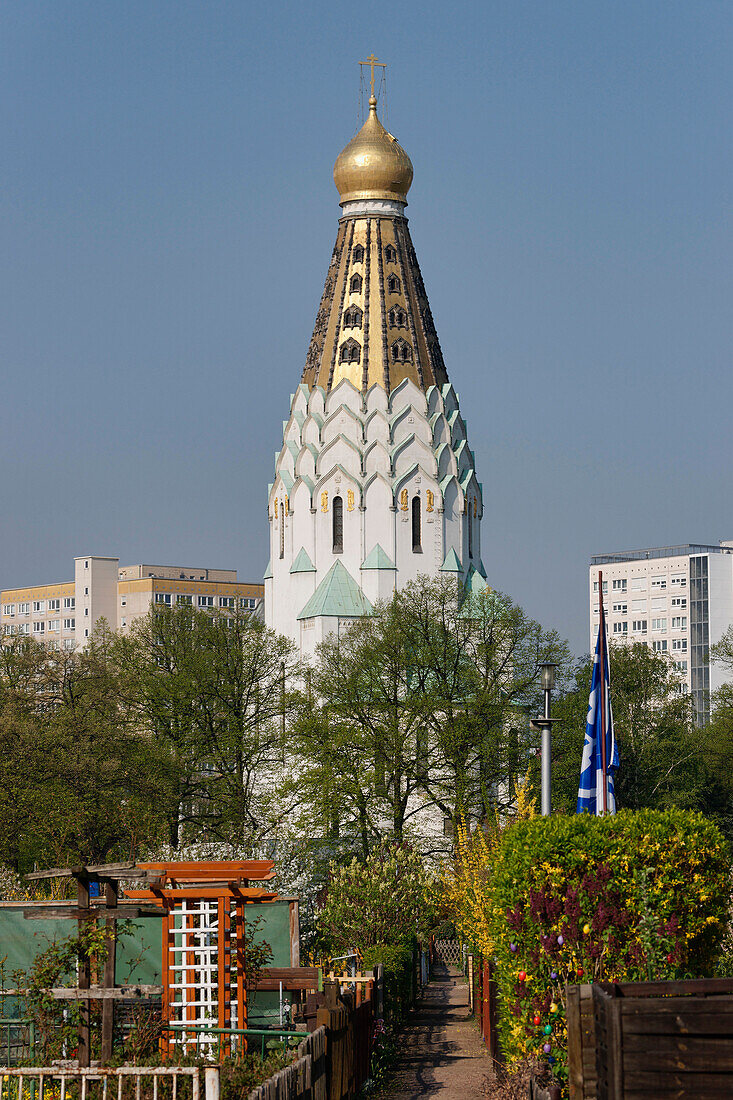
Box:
265;72;485;654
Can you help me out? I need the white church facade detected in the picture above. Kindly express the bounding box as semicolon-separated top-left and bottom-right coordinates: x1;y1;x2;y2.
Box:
265;89;486;654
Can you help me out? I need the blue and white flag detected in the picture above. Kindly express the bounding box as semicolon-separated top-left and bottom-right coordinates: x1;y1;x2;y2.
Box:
577;604;619;814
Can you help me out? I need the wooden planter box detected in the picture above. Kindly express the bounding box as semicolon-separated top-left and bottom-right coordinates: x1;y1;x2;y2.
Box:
567;984;597;1099
592;978;733;1100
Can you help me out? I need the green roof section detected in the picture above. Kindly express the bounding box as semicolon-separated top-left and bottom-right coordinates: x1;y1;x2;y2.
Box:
465;565;488;594
361;544;397;571
263;559;272;580
441;548;462;573
297;561;373;621
290;548;316;574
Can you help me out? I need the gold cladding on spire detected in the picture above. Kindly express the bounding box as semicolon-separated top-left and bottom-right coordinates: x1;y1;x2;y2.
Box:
333;96;413;205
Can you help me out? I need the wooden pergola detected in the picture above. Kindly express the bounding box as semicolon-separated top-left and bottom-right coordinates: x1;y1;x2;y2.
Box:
125;861;279;1055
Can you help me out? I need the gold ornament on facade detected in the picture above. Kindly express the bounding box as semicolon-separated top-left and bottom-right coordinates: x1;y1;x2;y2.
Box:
274;498;279;519
321;491;329;513
427;490;434;513
347;489;355;512
400;488;409;511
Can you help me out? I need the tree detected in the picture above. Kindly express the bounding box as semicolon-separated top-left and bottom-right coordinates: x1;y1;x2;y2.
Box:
551;643;700;814
291;576;569;854
0;633;168;872
109;603;300;848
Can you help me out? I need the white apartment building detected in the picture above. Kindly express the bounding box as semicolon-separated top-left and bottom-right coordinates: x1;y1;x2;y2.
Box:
589;542;733;723
1;556;264;650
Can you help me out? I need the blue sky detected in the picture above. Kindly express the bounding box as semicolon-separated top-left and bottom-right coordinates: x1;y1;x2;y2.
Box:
1;1;731;655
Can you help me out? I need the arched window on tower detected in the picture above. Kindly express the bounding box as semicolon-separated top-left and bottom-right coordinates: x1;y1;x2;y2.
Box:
388;306;407;329
384;244;397;263
391;338;412;363
333;495;343;554
279;508;285;559
343;305;363;329
412;496;421;552
387;273;401;294
352;244;364;263
468;504;473;560
350;273;363;293
339;338;361;364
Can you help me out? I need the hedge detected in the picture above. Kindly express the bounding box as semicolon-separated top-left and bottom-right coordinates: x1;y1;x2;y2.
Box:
486;809;730;1082
361;942;414;1022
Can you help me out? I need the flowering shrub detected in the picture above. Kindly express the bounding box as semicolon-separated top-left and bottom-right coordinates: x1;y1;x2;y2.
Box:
486;809;730;1085
315;843;437;952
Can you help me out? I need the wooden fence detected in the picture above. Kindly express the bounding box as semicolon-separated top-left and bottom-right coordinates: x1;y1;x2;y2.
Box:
468;955;500;1065
248;1028;327;1100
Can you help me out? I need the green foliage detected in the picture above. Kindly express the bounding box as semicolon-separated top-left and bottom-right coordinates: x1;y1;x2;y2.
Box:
315;843;437;953
361;942;414;1023
485;810;730;1081
292;575;569;854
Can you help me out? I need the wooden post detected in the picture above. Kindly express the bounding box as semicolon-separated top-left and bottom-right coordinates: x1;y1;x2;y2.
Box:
289;900;301;967
100;879;118;1064
76;874;91;1067
566;984;582;1100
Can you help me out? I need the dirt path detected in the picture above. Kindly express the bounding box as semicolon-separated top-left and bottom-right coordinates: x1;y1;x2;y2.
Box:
382;963;491;1099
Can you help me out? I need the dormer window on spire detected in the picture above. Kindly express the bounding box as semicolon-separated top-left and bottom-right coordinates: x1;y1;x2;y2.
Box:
387;273;401;294
352;244;365;263
384;244;397;263
343;305;363;329
350;273;363;293
391;338;412;363
340;338;361;364
388;306;407;329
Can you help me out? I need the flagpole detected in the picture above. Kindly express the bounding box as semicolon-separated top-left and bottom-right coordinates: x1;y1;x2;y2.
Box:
598;570;608;814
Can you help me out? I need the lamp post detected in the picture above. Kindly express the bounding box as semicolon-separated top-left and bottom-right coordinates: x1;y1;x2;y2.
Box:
532;662;559;817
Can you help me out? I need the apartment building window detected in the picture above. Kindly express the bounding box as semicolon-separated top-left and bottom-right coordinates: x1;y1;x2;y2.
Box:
612;603;627;614
651;618;667;632
631;577;646;591
612;579;627;592
85;561;89;568
676;660;688;673
64;597;75;609
18;623;29;635
671;597;687;609
632;620;647;633
84;587;89;596
48;599;60;611
4;625;13;635
32;621;44;634
177;595;192;605
155;593;172;605
632;600;647;613
2;604;14;617
593;580;608;593
671;574;687;587
120;596;127;607
48;620;60;633
84;608;88;617
240;598;258;609
651;576;667;589
652;640;668;652
18;603;29;615
63;639;74;650
198;596;214;607
85;629;89;638
63;619;75;630
32;601;45;613
672;638;687;652
613;621;628;634
220;597;235;608
671;616;687;630
651;598;666;611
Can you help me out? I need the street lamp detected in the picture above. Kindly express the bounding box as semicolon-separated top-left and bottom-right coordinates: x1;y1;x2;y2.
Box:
531;662;559;817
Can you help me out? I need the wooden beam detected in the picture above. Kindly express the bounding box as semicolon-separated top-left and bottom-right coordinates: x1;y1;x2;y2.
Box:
124;887;278;901
50;985;163;1001
101;880;117;1064
77;876;91;1068
22;906;163;920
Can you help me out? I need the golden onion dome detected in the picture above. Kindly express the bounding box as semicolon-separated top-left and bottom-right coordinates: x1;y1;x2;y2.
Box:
333;96;413;205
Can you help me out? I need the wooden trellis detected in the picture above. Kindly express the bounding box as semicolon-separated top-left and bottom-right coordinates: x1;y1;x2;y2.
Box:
125;861;279;1055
